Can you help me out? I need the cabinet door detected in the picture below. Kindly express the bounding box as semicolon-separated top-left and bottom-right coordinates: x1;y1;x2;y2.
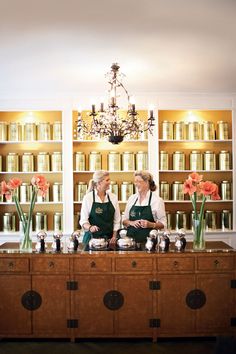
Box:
32;275;70;337
0;275;31;335
115;275;153;337
157;274;196;335
196;273;234;334
73;275;114;337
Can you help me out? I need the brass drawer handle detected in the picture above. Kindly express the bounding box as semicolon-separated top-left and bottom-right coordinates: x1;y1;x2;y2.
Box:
48;261;55;268
8;261;14;268
131;261;137;268
91;261;96;268
173;261;179;268
214;259;220;267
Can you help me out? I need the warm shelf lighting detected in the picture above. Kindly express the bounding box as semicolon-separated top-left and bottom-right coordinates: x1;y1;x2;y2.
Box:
76;63;155;144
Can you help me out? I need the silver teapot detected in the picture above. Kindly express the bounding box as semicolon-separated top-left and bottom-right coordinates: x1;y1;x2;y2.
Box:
35;230;47;252
52;231;63;252
145;230;159;252
175;228;186;251
88;238;108;249
68;230;80;252
159;230;170;252
117;229;136;249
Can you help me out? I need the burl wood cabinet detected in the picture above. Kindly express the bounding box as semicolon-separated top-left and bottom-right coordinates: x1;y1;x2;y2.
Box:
0;246;235;341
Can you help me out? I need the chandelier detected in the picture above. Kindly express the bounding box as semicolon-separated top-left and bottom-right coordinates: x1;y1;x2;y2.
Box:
76;63;155;144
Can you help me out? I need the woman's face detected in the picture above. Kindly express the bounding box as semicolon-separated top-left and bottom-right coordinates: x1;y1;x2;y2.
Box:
98;175;111;192
134;175;149;193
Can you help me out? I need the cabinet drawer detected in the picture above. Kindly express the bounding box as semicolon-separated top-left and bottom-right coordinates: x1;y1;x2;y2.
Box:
0;257;29;273
197;255;234;271
157;257;195;272
115;257;153;271
73;257;112;272
31;257;70;273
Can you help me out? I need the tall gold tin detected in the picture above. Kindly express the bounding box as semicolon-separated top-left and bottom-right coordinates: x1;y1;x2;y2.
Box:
109;181;119;198
20;183;32;203
52;121;62;140
175;211;187;230
221;210;232;231
75;152;85;171
136;151;148;170
219;150;230;170
203;151;216;170
188;121;200;140
165;211;172;230
6;152;19;172
0;121;7;141
205;210;216;230
52;182;63;202
89;151;102;171
51;152;62;172
22;152;34;172
24;122;36;141
3;212;16;232
37;122;51;141
217;121;229;140
160;181;170;200
174;121;185;140
202;121;215;140
108;152;121;171
122;152;135;171
121;182;134;202
221;181;231;200
35;212;47;232
54;212;63;232
172;181;184;201
37;152;50;172
0;155;2;172
8;122;21;141
159;151;169;170
161;120;173;140
76;182;87;202
173;151;185;170
190;150;203;171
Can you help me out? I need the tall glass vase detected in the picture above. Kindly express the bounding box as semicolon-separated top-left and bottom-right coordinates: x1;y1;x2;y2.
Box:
192;218;206;251
19;228;32;253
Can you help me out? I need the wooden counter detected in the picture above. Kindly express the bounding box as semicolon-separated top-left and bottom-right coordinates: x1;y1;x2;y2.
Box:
0;242;235;341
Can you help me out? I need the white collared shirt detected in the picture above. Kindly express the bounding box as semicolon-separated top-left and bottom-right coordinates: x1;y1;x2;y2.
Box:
123;190;167;228
80;190;121;231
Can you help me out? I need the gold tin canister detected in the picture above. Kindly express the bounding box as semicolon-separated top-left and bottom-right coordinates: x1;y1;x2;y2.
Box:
89;151;102;171
52;121;62;140
190;150;203;171
136;151;148;170
52;182;63;202
160;181;170;200
23;122;36;141
3;212;16;232
172;181;184;201
221;181;231;200
159;151;169;170
51;152;62;172
188;121;200;140
22;152;34;172
175;211;187;230
219;150;230;170
54;212;63;232
205;210;216;230
74;211;81;230
110;181;119;198
221;210;232;231
75;152;85;171
173;151;185;170
202;121;215;140
0;155;2;172
162;120;173;140
20;183;32;203
0;121;7;141
122;152;135;171
8;122;21;141
121;182;134;202
217;121;229;140
108;152;121;171
76;182;87;202
203;151;216;170
37;152;50;172
6;152;19;172
165;211;172;230
35;212;47;232
174;121;185;140
37;122;51;141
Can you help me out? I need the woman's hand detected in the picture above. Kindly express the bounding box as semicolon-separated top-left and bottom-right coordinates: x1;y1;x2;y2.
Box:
140;219;154;228
89;225;100;233
109;235;117;245
129;220;142;228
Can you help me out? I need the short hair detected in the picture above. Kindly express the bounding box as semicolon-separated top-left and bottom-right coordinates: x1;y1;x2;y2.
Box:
87;170;109;192
134;170;157;191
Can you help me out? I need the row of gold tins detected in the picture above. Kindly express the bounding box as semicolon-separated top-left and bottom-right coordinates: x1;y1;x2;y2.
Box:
160;181;232;200
160;150;231;171
0;121;62;141
161;120;229;140
75;151;148;172
0;152;62;172
0;212;63;233
0;183;63;203
166;210;232;231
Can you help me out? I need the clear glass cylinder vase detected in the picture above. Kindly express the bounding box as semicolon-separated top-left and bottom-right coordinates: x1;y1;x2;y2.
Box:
193;218;206;251
19;229;32;253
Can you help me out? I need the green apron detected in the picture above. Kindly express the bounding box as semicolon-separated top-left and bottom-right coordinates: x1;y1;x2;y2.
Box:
126;192;154;243
83;190;115;244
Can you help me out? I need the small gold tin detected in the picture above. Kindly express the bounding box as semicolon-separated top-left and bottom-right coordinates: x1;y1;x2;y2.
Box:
0;121;7;141
219;150;230;170
159;181;170;200
20;183;32;203
217;121;229;140
52;182;63;202
159;151;169;170
205;210;216;230
172;181;184;201
162;120;173;140
121;182;134;202
188;121;200;140
221;210;232;231
8;122;21;141
23;122;36;141
203;151;216;170
6;152;19;172
52;121;62;140
190;150;203;171
108;152;121;171
3;212;16;232
54;212;63;232
35;212;47;232
174;121;185;140
22;152;34;172
89;151;102;171
37;152;50;172
221;181;231;200
75;152;85;171
122;152;135;171
51;152;62;172
202;121;215;140
76;182;87;202
173;151;185;171
109;181;119;198
175;211;187;231
37;122;51;141
136;151;148;170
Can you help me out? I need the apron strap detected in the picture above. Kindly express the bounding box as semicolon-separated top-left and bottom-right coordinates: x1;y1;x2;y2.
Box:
148;191;152;205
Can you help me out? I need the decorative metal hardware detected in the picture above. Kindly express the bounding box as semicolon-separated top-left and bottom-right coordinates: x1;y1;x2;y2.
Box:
149;281;161;290
103;290;124;310
90;261;96;268
21;290;42;311
149;319;160;328
231;280;236;289
67;281;78;291
131;260;137;268
231;318;236;327
186;289;206;309
67;319;78;328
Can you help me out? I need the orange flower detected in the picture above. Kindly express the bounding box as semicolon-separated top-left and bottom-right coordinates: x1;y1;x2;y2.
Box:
8;178;22;190
183;178;196;195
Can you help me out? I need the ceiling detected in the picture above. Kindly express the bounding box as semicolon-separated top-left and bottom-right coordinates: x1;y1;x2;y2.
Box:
0;0;236;101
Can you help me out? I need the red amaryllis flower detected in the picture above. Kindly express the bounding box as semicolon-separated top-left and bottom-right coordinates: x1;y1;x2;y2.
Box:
8;178;22;190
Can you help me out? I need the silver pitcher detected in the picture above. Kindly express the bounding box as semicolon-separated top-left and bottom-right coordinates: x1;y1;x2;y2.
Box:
174;228;186;252
159;230;170;252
